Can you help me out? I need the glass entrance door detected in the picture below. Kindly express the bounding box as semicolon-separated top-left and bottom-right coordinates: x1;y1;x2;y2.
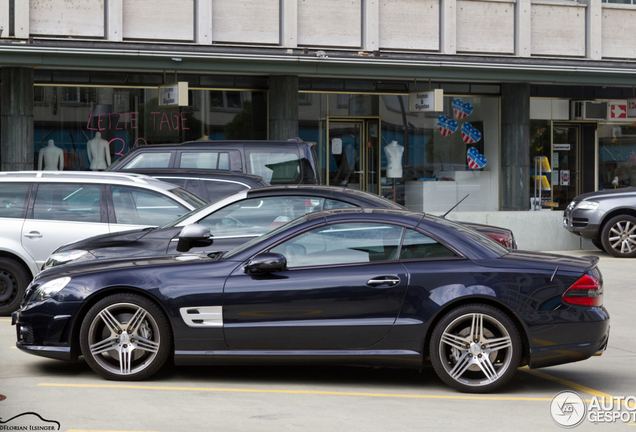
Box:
552;124;581;210
327;118;381;194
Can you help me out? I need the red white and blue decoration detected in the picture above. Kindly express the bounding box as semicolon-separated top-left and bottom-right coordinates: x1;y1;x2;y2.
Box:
467;147;487;169
437;116;458;137
461;122;482;144
452;98;474;120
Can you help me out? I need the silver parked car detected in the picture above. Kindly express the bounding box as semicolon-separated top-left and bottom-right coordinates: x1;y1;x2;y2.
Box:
0;171;206;314
563;187;636;258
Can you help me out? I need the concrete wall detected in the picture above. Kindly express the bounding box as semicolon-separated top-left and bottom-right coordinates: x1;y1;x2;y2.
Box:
441;211;594;252
1;0;634;61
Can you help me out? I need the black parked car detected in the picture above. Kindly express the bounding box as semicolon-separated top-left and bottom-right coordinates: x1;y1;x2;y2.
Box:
563;187;636;258
132;169;268;202
108;138;321;185
44;186;516;269
14;208;609;393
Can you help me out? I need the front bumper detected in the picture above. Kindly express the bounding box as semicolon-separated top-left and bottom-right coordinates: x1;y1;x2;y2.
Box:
12;301;80;361
563;209;602;239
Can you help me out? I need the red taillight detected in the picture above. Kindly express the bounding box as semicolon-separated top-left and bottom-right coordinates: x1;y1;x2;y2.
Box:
484;232;512;249
563;274;603;307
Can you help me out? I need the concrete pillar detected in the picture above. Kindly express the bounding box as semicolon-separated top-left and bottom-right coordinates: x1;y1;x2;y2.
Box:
1;67;34;171
268;75;298;140
500;83;530;211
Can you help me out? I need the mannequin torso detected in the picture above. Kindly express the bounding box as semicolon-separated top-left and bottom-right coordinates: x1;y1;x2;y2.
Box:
87;132;111;171
384;141;404;178
38;140;64;171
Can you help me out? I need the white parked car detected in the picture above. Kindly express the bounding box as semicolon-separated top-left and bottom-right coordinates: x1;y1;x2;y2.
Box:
0;171;206;315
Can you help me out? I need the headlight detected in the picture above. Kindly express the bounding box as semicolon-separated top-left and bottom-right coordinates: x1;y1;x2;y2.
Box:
575;201;600;211
30;277;71;303
44;250;89;269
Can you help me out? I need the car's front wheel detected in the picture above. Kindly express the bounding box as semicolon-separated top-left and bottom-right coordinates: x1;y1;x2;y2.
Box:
430;304;521;393
601;215;636;258
80;293;172;380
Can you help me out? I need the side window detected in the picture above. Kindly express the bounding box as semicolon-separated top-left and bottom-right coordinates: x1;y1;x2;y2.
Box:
111;186;188;226
0;183;30;219
246;151;301;184
400;229;457;259
33;183;102;223
270;223;404;268
198;196;327;237
122;152;172;169
324;199;356;210
179;152;230;170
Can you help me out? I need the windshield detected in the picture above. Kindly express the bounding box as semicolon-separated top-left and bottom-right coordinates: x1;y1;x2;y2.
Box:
222;215;311;259
169;187;208;209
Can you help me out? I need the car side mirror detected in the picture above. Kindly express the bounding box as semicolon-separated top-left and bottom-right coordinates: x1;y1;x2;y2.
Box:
176;224;213;252
245;253;287;274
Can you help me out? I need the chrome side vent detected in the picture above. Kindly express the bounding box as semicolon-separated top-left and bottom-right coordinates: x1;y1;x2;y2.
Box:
179;306;223;327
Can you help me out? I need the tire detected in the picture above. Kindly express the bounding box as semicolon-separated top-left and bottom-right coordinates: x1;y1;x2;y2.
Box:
601;215;636;258
80;293;172;380
429;304;522;393
0;257;31;316
591;239;604;251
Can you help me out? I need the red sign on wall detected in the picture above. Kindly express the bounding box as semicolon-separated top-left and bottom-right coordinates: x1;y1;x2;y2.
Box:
610;103;627;119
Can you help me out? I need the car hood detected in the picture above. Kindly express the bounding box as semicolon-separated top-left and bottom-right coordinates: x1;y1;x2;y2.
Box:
475;250;599;273
574;187;636;201
57;226;183;253
38;251;222;281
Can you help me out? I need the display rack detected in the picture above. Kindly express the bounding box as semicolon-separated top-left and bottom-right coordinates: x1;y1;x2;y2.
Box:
532;156;551;210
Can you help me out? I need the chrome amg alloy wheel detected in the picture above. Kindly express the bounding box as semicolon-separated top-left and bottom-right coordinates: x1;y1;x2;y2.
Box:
430;304;521;393
80;294;171;380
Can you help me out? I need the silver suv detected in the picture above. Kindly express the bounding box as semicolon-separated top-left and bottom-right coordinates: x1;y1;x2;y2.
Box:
0;171;206;314
563;187;636;258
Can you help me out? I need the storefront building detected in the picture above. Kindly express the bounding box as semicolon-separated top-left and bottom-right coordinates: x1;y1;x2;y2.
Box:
2;0;636;250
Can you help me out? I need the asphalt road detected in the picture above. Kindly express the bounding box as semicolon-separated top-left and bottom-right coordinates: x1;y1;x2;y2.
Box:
1;249;633;432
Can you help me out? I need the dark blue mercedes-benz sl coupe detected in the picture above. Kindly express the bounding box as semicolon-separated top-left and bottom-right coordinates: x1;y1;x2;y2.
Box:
13;208;609;393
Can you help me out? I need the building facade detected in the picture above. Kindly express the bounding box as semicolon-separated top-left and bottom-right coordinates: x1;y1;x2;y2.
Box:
2;0;636;249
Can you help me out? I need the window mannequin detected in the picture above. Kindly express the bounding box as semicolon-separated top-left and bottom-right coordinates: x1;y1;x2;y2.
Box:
38;140;64;171
87;132;111;171
384;140;404;178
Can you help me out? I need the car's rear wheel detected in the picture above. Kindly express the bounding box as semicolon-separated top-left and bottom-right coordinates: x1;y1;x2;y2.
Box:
80;293;172;380
430;304;521;393
601;215;636;258
0;257;30;316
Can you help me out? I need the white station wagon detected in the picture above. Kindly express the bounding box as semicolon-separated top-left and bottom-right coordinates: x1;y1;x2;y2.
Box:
0;171;206;315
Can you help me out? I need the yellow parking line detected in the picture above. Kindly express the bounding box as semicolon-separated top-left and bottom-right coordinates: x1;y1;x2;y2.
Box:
0;318;11;322
522;368;635;409
39;382;552;401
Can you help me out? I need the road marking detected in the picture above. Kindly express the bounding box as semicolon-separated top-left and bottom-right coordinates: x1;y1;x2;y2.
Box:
39;382;553;401
522;368;635;409
0;318;11;322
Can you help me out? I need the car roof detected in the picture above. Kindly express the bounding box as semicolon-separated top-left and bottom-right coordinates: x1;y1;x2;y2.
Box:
128;169;266;184
306;207;426;225
0;170;181;191
118;139;315;151
244;185;405;208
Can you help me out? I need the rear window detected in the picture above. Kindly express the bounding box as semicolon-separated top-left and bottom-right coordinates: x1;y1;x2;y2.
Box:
0;183;30;219
245;150;302;184
122;152;172;169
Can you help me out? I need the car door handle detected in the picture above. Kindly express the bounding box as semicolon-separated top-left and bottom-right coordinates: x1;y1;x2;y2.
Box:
24;231;43;239
367;276;401;287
